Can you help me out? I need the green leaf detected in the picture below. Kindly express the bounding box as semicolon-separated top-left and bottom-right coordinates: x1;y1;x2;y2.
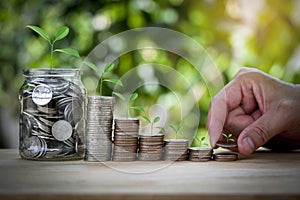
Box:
26;25;51;44
201;136;205;141
153;116;160;123
103;78;123;87
54;26;69;42
222;133;228;138
54;48;80;58
129;93;138;102
130;106;145;112
229;138;235;142
83;61;101;76
112;92;125;101
104;62;115;73
178;123;183;131
228;134;232;138
141;116;151;124
169;124;177;132
156;126;165;132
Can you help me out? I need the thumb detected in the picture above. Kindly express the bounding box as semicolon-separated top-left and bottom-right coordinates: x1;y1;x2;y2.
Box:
237;110;284;155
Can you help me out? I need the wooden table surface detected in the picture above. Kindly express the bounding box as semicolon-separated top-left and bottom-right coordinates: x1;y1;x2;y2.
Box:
0;149;299;200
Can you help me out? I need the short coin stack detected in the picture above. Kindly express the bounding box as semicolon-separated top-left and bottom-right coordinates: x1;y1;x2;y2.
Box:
214;152;238;161
188;147;213;162
164;139;189;161
84;96;114;162
112;118;140;161
214;141;238;162
138;134;164;161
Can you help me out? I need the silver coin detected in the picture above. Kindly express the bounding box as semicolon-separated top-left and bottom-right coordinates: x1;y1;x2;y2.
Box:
52;120;73;141
214;152;238;162
32;84;53;106
216;142;238;148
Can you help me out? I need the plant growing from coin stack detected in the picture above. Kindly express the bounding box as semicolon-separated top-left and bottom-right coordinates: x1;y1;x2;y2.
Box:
223;133;235;144
113;92;145;118
84;61;123;96
169;123;183;139
195;136;206;147
140;111;162;135
26;25;80;69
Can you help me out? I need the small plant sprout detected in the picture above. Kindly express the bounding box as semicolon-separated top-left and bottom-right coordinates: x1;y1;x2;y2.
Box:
26;25;80;69
128;93;146;117
169;123;183;139
195;136;206;147
141;114;161;135
223;133;235;143
84;61;123;96
111;92;145;118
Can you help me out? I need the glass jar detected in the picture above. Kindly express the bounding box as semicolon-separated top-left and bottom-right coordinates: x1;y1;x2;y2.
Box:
19;69;86;160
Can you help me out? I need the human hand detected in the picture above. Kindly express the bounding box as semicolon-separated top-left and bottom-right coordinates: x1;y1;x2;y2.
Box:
207;67;300;155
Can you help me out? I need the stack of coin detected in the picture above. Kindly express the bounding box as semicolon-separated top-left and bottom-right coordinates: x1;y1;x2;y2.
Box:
216;141;238;148
214;152;238;162
188;147;213;162
84;96;114;162
112;118;139;162
164;139;188;161
19;76;85;160
138;134;164;161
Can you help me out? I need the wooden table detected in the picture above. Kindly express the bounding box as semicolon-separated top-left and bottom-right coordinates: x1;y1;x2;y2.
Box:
0;149;299;200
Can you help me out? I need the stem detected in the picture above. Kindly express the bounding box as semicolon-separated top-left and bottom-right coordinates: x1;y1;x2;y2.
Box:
50;43;54;69
99;76;103;96
150;122;153;135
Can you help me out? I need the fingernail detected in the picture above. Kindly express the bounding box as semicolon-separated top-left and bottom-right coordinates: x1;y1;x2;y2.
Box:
242;137;255;154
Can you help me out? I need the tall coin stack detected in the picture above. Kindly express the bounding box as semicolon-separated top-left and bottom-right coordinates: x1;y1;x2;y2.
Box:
85;96;114;162
112;118;139;161
138;134;164;161
164;139;189;161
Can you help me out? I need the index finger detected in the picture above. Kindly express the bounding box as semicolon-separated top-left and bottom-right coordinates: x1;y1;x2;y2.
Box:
207;81;243;147
207;90;227;147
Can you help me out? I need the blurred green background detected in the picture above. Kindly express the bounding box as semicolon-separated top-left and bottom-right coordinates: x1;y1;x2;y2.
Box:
0;0;300;148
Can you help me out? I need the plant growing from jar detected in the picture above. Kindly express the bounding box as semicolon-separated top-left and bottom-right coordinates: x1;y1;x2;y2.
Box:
26;25;80;69
20;25;85;160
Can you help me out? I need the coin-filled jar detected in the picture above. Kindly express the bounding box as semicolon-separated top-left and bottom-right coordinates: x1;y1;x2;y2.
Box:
19;69;86;160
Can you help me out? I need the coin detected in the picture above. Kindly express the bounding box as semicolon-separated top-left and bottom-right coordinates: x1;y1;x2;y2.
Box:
138;134;164;161
32;84;53;106
23;136;47;158
52;120;73;141
84;96;115;162
164;139;188;161
214;152;238;162
188;147;213;162
20;75;85;160
112;118;140;162
216;142;238;148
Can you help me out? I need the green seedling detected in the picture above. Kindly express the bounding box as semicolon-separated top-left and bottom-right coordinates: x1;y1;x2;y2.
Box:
141;114;161;135
113;92;145;117
195;136;206;147
169;123;183;139
26;25;80;69
84;61;123;96
223;133;235;143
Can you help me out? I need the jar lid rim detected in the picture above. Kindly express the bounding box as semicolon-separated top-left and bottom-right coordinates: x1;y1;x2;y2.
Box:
23;68;81;77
